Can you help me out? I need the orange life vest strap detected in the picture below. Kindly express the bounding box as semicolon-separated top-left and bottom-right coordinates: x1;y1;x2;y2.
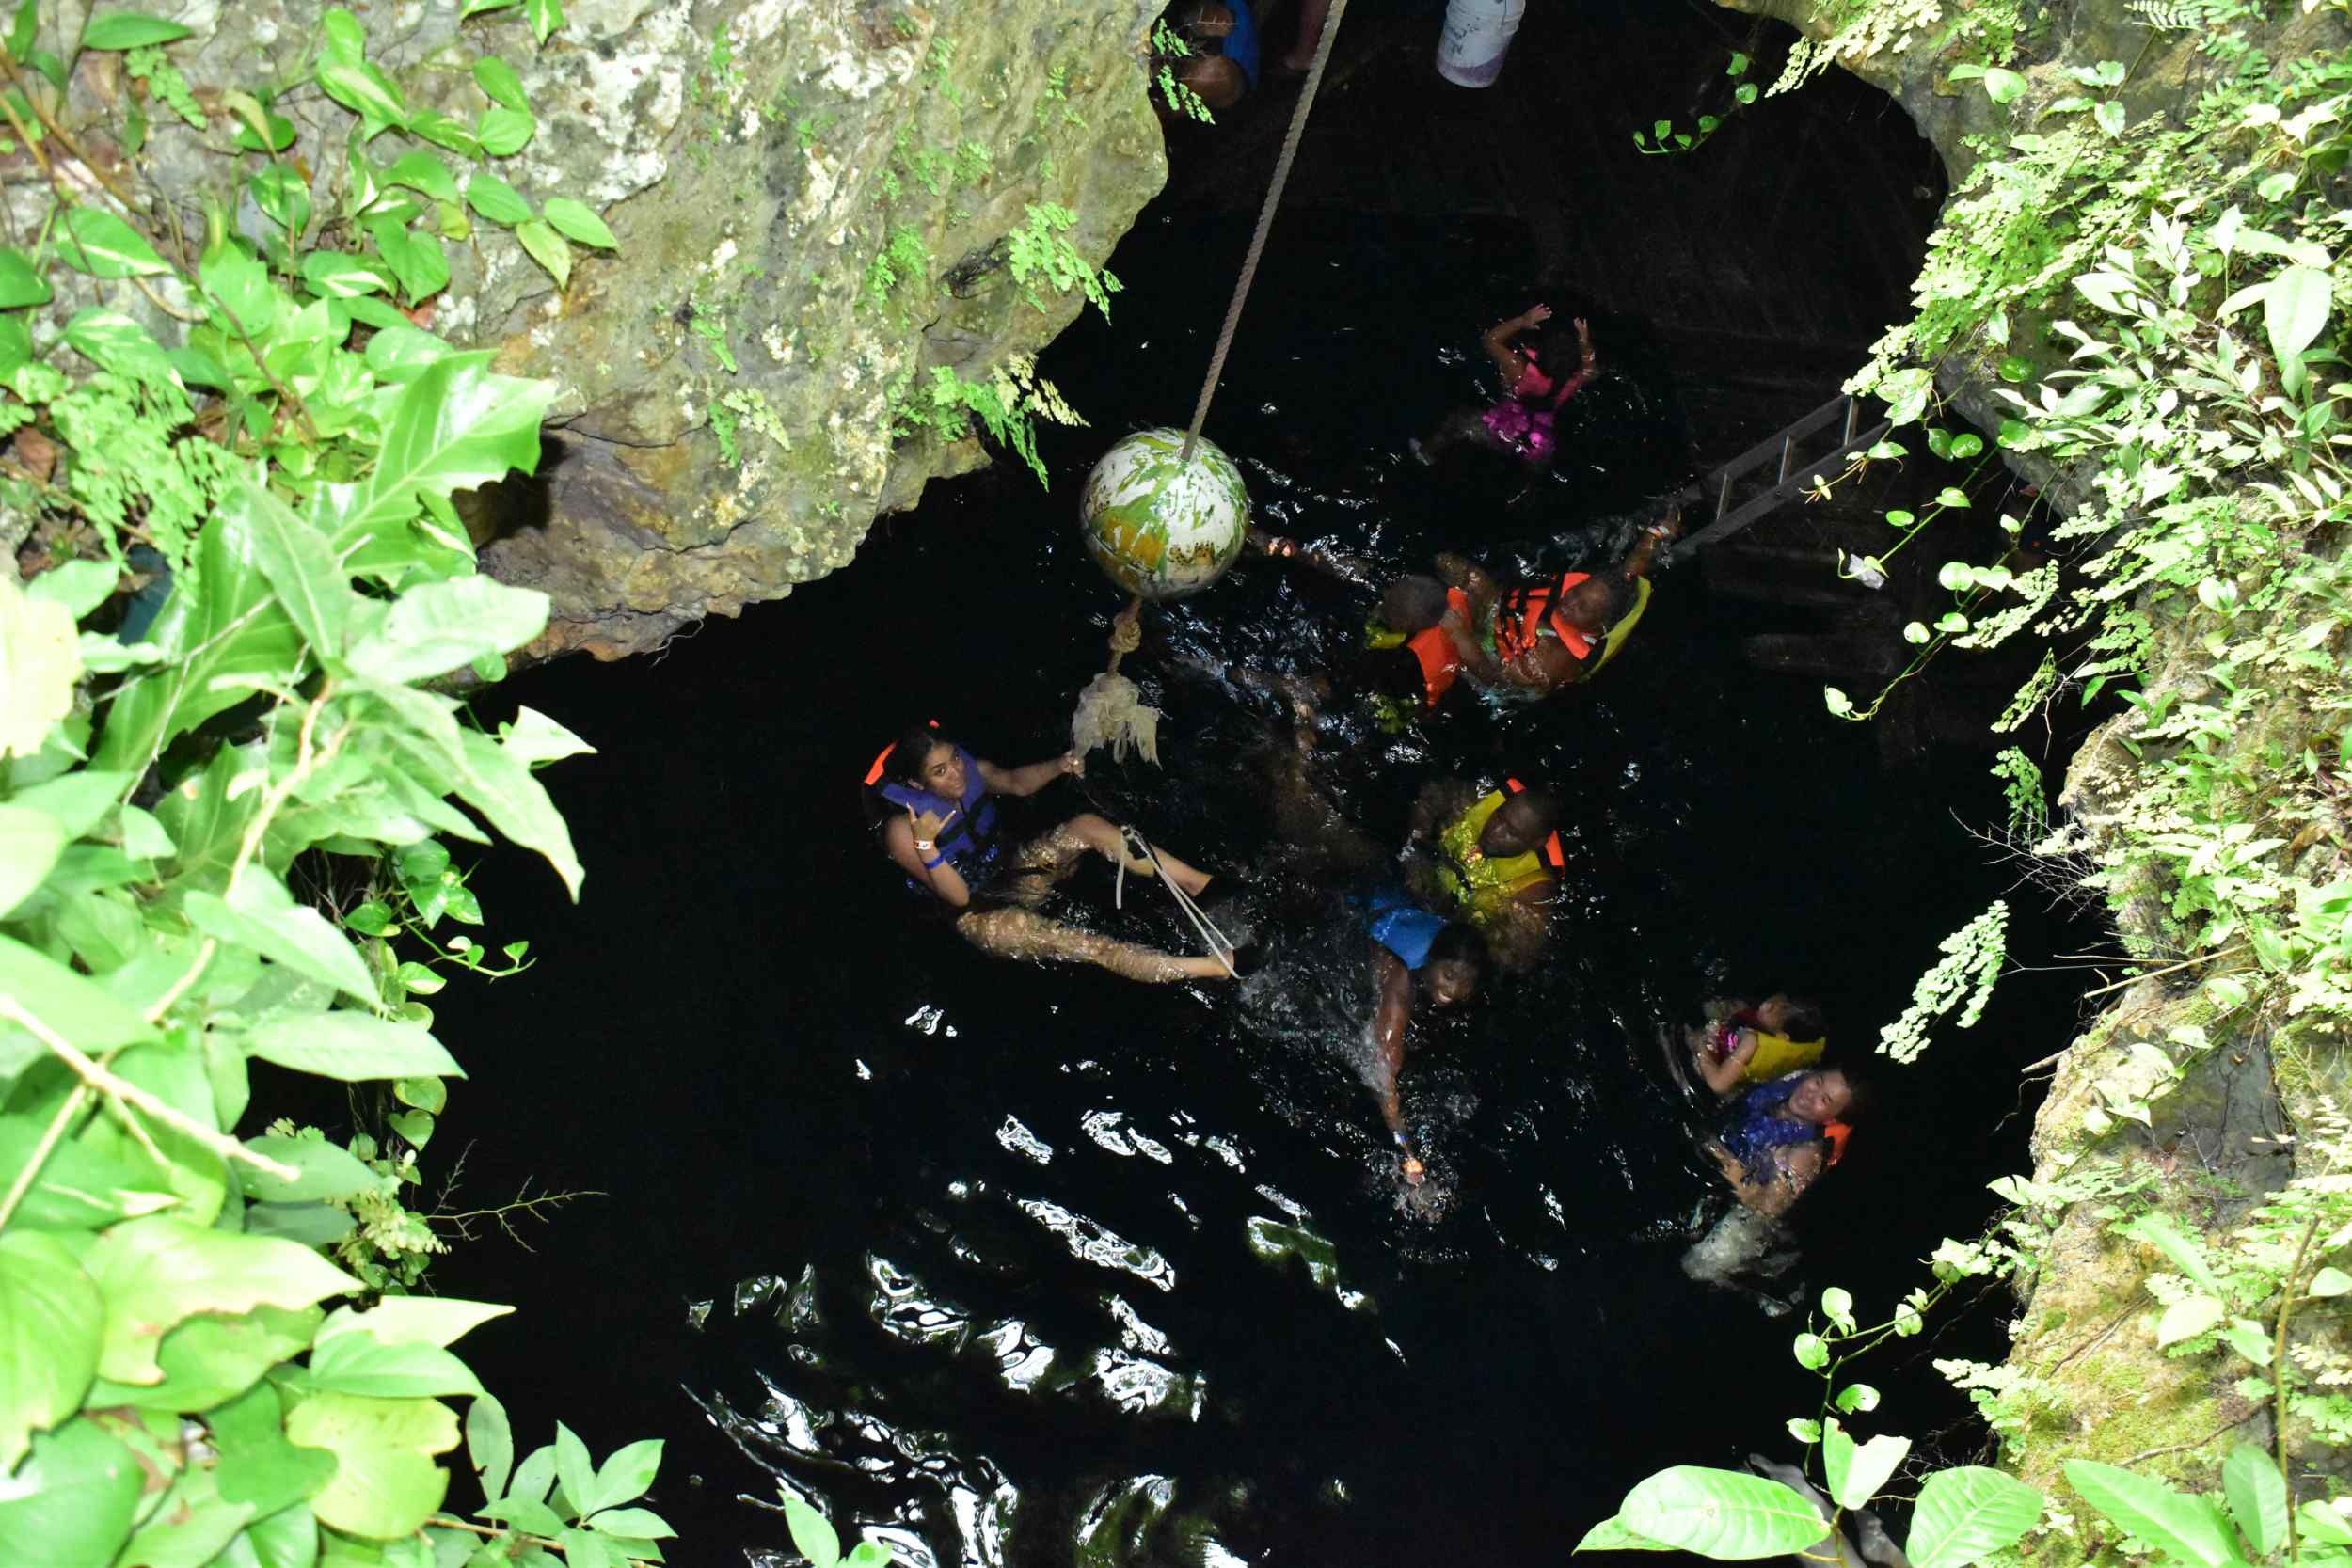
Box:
1405;587;1474;707
1502;777;1566;872
865;719;942;786
1823;1120;1851;1168
1497;572;1595;663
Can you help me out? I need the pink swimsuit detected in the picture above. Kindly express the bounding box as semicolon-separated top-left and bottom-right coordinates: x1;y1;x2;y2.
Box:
1480;351;1595;464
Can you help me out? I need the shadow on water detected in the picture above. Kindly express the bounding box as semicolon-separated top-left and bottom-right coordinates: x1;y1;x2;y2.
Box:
432;206;2089;1564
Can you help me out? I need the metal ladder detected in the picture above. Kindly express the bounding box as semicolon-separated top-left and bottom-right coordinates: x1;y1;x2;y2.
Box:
1674;392;1893;554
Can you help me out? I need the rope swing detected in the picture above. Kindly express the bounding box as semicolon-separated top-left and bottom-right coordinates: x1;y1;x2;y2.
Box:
1069;0;1354;764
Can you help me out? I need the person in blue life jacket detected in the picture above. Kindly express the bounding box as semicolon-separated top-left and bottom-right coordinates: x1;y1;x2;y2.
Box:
1702;1067;1858;1220
867;722;1240;984
1359;891;1483;1185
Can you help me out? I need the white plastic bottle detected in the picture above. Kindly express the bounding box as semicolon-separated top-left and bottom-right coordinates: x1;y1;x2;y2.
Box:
1436;0;1528;88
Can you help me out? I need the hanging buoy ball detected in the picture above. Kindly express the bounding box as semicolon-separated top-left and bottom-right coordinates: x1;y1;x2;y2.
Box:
1078;427;1250;602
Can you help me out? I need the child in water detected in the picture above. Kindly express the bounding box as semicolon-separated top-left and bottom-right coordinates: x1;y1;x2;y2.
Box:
1414;304;1598;468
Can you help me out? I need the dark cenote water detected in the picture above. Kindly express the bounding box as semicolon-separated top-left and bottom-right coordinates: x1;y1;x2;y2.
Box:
428;199;2085;1566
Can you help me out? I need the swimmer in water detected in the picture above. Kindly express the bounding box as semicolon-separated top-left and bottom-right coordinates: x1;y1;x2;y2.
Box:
1687;992;1828;1098
866;723;1239;983
1440;506;1682;698
1703;1067;1858;1219
1404;775;1563;972
1359;892;1484;1184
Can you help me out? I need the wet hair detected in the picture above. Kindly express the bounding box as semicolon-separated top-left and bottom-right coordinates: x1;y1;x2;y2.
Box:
1532;325;1589;372
1777;996;1828;1042
883;722;952;789
1379;574;1451;633
1502;784;1560;834
1424;922;1486;975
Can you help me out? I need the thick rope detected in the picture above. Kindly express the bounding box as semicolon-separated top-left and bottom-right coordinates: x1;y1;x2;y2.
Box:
1114;825;1239;979
1179;0;1352;465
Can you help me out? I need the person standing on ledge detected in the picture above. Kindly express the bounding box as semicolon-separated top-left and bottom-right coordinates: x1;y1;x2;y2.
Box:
866;723;1239;984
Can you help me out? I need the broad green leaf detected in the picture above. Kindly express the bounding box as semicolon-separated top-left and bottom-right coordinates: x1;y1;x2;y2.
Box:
2222;1444;2287;1559
2118;1212;2227;1297
464;174;532;227
483;1494;565;1535
843;1544;892;1568
220;481;354;663
500;706;596;767
246;1198;358;1249
527;0;564;43
113;1466;258;1567
0;932;160;1052
2265;266;2334;370
184;869;378;1006
383;151;459;203
1981;68;2028;103
1621;1466;1830;1559
2220;1319;2273;1365
317;58;408;131
301;1329;484;1398
211;1383;339;1518
7;0;32;62
453;726;583;896
239;1135;383;1202
1574;1514;1677;1552
85;1216;357;1385
201;239;279;339
472;55;529;111
2094;100;2127;135
1907;1465;2044;1568
0;311;28;380
1835;1384;1881;1415
233;106;300;153
82;11;194;48
585;1437;661;1513
564;1527;617;1568
0;1116;178;1230
22;559;115;620
347;576;548;684
2157;1293;2224;1346
468;1390;513;1505
2065;1460;2242;1568
393;1075;447;1114
56;205;168;277
1792;1331;1830;1369
1828;1430;1910;1513
0;801;66;916
515;218;570;290
508;1442;557;1507
0;570;81;759
0;245;50;306
539;197;617;251
585;1506;676;1540
363;213;450;304
2312;1266;2352;1298
319;7;365;60
284;1392;457;1538
555;1422;595;1521
0;1232;102;1472
360;323;454;382
92;1302;321;1411
248;1010;466;1081
300;250;388;299
462;0;522;15
119;804;174;863
476;105;534;156
320;1296;512;1349
786;1496;843;1567
2303;1501;2352;1546
325;353;553;566
0;1417;142;1568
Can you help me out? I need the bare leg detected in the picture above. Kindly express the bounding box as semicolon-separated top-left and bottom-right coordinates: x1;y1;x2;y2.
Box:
1281;0;1331;71
1061;812;1216;898
956;906;1230;983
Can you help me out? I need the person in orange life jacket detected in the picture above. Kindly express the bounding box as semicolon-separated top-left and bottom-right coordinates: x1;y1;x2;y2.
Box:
870;724;1239;984
1704;1067;1859;1220
1689;993;1829;1098
1414;306;1598;468
1362;896;1483;1185
1208;545;1478;730
1403;775;1563;972
1442;508;1681;698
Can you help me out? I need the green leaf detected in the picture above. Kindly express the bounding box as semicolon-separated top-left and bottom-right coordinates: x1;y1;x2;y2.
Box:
1620;1466;1830;1559
499;707;596;768
476;105;534;156
0;245;51;307
284;1392;457;1539
383;151;459;204
1981;67;2028;103
527;0;564;44
2065;1460;2242;1568
361;323;455;383
555;1422;595;1521
453;726;582;897
1907;1466;2045;1568
302;1330;485;1399
843;1544;892;1568
86;1216;356;1386
585;1505;676;1540
2094;100;2126;135
483;1495;565;1535
1792;1332;1830;1369
320;1296;511;1350
584;1437;661;1513
363;213;451;304
2312;1266;2352;1298
1787;1418;1823;1444
461;0;521;14
1826;1428;1910;1513
222;481;355;663
471;55;529;111
184;869;379;1006
81;11;195;48
8;0;33;61
2222;1444;2287;1560
541;197;616;250
0;932;160;1053
0;1417;142;1568
0;802;66;918
0;1232;101;1472
463;174;532;227
468;1390;513;1504
2265;266;2335;371
239;1135;383;1202
0;312;35;380
0;1117;176;1231
300;250;389;299
564;1528;616;1568
1732;81;1757;104
345;901;395;936
212;1387;338;1519
317;59;408;132
56;205;167;277
24;561;119;622
2117;1212;2227;1297
1822;687;1853;719
786;1496;843;1568
2156;1293;2224;1346
1835;1383;1880;1415
515;218;571;290
233;106;300;153
324;353;554;568
393;1075;446;1114
2219;1320;2273;1366
347;576;548;685
93;1302;321;1412
248;1011;466;1081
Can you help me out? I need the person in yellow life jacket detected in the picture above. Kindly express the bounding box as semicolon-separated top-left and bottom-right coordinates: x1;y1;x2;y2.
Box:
1442;508;1681;698
1404;775;1563;969
1687;993;1828;1097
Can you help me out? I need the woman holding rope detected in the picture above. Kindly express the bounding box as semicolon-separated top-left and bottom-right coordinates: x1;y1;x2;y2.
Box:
865;722;1241;984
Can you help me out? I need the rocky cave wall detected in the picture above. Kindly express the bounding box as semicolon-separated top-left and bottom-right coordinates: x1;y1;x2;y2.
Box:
3;0;1168;658
1718;0;2352;1536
